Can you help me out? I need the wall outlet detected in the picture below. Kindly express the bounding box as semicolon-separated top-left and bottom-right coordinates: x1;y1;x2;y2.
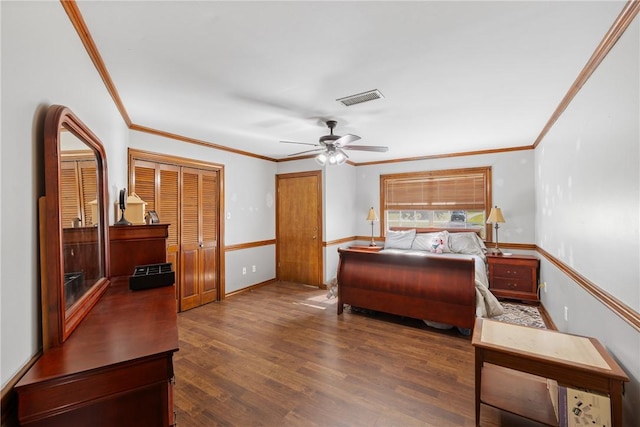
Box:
564;306;568;321
242;267;246;275
541;281;547;293
252;265;256;273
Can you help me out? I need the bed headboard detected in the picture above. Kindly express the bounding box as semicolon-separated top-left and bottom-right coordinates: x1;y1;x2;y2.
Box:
389;226;483;236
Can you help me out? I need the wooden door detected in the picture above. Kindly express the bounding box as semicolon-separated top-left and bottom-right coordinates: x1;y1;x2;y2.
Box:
180;167;219;311
276;171;322;286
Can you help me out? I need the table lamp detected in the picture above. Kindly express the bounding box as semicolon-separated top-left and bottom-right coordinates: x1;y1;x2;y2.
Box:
366;207;378;246
486;206;506;254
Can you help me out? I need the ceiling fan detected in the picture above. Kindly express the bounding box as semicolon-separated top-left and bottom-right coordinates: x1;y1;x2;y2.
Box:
280;120;389;165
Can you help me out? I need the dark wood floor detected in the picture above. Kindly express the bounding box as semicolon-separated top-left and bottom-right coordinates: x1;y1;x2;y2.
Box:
174;281;548;426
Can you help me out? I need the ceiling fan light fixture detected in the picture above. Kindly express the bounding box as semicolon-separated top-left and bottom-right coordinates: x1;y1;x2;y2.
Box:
315;152;327;166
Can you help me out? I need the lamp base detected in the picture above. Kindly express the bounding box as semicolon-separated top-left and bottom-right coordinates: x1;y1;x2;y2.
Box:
114;210;132;226
486;247;503;255
369;241;377;247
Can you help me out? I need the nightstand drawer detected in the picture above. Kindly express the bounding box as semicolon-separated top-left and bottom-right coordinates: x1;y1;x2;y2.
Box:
491;277;532;293
491;264;533;281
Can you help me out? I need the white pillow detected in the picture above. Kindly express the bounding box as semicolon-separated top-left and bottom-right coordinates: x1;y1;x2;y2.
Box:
448;232;486;256
411;231;451;252
384;229;417;250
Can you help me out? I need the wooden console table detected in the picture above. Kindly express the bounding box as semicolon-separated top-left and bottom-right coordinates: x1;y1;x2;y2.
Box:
472;318;628;426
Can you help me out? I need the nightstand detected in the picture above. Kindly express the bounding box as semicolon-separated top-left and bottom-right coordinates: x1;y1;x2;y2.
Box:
487;254;539;302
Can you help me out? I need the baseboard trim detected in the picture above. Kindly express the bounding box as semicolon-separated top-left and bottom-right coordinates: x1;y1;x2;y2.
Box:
538;303;557;331
225;278;277;298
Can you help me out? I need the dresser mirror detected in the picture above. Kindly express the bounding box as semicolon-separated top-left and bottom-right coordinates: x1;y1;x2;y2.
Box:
41;105;110;349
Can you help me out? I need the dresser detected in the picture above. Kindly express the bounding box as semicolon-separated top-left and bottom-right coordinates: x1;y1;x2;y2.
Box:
15;281;178;426
16;225;178;426
487;254;539;302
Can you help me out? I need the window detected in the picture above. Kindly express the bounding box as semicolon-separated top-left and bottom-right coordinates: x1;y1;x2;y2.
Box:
381;167;492;240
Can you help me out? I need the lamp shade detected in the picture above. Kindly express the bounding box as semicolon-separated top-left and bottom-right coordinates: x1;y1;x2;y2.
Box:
486;206;506;224
366;207;378;222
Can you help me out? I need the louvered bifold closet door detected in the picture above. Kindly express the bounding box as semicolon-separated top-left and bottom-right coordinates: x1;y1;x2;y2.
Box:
132;160;157;214
78;161;97;226
60;161;82;228
158;164;180;302
132;159;182;302
130;153;221;312
180;168;202;311
200;169;218;305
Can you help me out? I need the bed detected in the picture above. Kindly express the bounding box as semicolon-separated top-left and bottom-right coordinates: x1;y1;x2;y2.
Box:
336;229;503;331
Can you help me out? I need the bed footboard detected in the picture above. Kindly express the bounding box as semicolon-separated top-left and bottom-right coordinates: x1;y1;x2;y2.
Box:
336;248;476;329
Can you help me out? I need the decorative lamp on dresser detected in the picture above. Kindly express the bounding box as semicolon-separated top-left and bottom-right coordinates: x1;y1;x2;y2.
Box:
487;254;540;302
14;105;178;426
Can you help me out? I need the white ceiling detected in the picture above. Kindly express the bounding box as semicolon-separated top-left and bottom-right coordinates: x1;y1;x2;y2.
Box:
76;1;625;163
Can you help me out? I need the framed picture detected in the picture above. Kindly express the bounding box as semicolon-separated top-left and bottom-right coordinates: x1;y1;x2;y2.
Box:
147;210;160;224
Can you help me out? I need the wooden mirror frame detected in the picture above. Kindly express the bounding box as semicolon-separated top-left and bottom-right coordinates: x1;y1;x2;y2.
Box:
41;105;111;349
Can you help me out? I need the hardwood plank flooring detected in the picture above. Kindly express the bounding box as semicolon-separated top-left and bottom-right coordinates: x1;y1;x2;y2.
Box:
174;281;549;426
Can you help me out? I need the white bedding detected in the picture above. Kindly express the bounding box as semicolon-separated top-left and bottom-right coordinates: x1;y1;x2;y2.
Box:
379;249;504;318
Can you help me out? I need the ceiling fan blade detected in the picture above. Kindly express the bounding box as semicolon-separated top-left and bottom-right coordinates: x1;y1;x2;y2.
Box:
280;140;319;147
287;148;325;156
334;134;361;146
342;145;389;152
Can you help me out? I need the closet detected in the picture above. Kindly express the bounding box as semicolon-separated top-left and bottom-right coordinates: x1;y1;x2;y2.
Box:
129;149;223;311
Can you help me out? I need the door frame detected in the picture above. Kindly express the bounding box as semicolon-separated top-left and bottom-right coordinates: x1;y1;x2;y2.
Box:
275;170;323;287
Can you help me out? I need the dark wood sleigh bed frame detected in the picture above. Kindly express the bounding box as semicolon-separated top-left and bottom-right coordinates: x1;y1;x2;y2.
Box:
336;227;484;330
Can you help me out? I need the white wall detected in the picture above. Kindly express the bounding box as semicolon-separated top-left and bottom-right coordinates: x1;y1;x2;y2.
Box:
1;1;128;387
535;18;639;426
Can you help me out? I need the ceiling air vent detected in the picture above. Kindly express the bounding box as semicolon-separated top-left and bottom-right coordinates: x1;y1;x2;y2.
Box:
336;89;384;107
